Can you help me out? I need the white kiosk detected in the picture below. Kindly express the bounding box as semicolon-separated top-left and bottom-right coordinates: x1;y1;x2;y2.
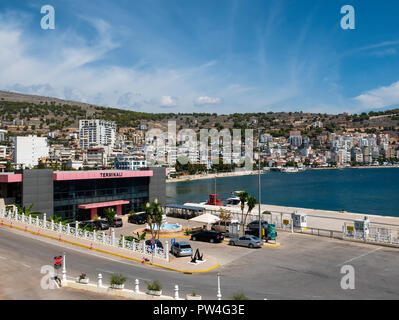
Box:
354;216;370;238
292;212;307;229
228;220;240;238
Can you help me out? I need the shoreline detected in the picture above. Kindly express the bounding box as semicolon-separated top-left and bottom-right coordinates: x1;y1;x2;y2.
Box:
166;165;399;183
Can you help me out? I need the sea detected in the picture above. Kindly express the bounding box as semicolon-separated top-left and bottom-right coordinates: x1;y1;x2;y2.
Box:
166;168;399;217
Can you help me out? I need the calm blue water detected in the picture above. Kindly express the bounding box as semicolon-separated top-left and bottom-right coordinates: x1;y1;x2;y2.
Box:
166;168;399;217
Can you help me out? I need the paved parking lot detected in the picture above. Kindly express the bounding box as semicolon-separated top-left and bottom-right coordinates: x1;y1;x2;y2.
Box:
113;216;263;266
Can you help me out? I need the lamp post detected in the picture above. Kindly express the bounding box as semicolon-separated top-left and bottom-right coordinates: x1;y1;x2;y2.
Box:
258;129;262;241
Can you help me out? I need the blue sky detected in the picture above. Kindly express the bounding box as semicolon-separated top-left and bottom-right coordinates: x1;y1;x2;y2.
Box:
1;0;399;114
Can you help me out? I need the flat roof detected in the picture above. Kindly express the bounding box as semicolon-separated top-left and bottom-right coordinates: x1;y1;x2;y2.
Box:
53;170;153;181
0;170;153;183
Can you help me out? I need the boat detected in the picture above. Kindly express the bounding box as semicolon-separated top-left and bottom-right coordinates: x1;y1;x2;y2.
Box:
225;191;245;207
205;194;223;206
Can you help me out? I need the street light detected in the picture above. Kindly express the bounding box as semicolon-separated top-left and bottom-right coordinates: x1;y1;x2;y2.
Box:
258;129;262;241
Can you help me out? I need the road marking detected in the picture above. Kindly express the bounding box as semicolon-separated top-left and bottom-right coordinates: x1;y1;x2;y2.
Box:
0;256;6;259
22;263;31;268
96;268;114;274
336;247;382;266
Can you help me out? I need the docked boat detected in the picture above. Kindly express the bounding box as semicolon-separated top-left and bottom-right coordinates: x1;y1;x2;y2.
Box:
225;191;245;207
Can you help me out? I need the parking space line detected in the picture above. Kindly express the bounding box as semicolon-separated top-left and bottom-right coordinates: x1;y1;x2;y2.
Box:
336;247;382;266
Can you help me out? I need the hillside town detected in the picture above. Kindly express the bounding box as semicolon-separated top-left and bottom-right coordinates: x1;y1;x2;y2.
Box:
0;108;399;176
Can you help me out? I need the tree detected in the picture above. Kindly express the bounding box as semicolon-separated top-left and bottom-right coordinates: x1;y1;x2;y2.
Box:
5;160;14;172
238;191;249;236
143;199;164;240
243;195;258;229
104;207;116;234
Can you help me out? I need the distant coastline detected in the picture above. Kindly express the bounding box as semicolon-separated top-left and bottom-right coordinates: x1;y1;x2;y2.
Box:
166;165;399;183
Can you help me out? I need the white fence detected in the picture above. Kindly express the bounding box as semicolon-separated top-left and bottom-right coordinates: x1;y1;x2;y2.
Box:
342;222;399;246
0;207;169;261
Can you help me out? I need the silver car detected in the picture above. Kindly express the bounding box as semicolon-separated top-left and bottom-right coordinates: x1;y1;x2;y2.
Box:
170;241;193;257
229;235;262;248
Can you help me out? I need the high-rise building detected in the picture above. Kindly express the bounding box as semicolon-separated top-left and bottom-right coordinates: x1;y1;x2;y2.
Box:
79;120;116;150
14;135;49;168
288;130;302;147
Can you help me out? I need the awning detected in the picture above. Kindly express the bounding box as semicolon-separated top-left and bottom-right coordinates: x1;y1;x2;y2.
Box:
189;213;220;224
165;204;205;211
78;200;130;210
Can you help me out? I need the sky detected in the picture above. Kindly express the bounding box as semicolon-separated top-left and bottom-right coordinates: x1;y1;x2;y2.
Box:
1;0;399;114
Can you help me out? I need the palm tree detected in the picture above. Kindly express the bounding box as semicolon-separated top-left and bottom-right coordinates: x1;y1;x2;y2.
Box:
238;191;248;235
243;195;258;229
143;199;164;240
104;207;116;235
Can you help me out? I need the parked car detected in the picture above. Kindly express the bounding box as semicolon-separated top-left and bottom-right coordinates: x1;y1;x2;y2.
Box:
128;214;147;224
247;220;268;229
229;235;262;248
110;217;123;228
93;219;109;230
170;241;193;257
78;220;95;229
145;239;163;249
190;230;224;243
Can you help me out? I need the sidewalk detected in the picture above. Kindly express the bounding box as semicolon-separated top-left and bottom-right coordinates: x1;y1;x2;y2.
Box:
0;217;220;274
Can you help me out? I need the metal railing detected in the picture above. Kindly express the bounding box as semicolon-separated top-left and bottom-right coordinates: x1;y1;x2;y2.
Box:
0;207;169;261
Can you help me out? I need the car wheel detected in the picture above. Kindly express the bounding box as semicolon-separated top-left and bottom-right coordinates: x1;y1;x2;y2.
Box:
230;241;235;246
210;238;214;243
249;243;254;248
192;236;196;241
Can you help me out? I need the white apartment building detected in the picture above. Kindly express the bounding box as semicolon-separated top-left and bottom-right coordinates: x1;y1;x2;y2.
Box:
79;119;116;150
0;129;7;142
14;135;49;168
114;155;147;170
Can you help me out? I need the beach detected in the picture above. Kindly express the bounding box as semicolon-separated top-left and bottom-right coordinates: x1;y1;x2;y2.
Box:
166;170;260;183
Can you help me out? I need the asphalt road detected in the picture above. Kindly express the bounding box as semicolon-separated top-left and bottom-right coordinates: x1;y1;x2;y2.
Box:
1;225;399;300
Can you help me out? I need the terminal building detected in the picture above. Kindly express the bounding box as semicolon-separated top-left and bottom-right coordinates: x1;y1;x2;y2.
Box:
0;168;165;221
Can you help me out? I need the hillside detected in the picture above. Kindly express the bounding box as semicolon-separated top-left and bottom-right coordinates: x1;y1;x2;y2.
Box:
1;91;399;139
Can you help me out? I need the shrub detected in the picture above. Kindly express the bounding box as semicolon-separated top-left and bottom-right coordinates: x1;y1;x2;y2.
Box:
79;273;87;280
184;228;192;235
146;280;162;291
110;274;127;285
231;292;250;300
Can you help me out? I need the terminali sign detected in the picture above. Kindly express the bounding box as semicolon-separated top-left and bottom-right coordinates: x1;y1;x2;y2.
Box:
145;121;254;170
100;172;123;178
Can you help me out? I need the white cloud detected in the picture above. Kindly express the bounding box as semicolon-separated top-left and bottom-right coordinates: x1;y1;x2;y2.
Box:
160;96;177;107
354;81;399;108
194;96;221;106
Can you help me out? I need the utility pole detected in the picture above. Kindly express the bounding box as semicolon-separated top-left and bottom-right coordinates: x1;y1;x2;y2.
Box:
258;129;262;241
